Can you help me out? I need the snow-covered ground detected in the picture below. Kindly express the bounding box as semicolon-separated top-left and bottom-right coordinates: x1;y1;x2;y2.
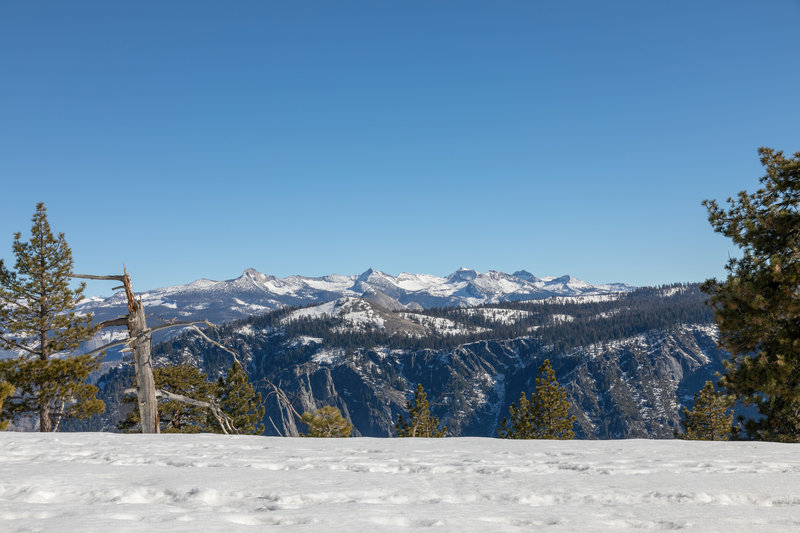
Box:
1;434;799;532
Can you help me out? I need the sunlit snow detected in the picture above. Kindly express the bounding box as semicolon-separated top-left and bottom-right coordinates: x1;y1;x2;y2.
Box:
1;434;799;532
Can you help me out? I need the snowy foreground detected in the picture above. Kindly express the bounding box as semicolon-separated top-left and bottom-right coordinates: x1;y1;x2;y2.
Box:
2;434;800;532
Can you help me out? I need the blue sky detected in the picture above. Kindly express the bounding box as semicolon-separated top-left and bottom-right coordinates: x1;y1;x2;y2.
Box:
1;1;799;295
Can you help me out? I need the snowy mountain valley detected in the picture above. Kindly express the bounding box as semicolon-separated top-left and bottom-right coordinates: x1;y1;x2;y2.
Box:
78;282;726;440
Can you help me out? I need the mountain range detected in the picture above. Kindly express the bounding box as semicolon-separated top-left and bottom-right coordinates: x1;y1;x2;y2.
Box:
77;267;633;329
81;284;726;439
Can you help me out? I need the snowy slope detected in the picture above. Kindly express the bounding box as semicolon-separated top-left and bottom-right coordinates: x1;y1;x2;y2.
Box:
1;433;799;532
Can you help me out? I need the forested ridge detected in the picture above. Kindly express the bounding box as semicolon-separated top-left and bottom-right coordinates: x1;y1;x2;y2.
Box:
156;283;711;359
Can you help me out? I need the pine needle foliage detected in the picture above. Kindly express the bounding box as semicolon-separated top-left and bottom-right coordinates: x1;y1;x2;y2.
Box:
217;361;264;434
300;405;353;437
702;148;800;441
676;381;735;440
0;203;103;431
498;359;575;439
0;382;14;431
395;383;446;437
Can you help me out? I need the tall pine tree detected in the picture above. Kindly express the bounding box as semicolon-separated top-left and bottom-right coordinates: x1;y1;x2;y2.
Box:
703;148;800;441
498;359;575;439
0;203;103;431
216;361;264;434
395;383;446;437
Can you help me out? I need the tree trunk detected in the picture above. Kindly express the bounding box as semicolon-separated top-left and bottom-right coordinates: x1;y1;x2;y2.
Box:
39;403;51;433
122;271;159;434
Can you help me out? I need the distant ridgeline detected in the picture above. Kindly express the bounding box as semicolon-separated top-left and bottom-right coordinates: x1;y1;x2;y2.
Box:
82;284;725;439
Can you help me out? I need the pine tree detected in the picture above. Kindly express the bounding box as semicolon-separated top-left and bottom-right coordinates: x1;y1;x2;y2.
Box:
216;361;264;434
119;364;218;433
677;381;734;441
300;405;353;437
498;359;575;439
0;203;103;431
0;382;14;431
395;383;446;437
702;148;800;441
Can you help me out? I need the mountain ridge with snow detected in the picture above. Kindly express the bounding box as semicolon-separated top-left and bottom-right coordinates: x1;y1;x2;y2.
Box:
77;267;634;329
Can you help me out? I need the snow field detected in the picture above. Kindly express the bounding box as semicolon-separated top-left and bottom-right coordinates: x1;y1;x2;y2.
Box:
1;434;799;532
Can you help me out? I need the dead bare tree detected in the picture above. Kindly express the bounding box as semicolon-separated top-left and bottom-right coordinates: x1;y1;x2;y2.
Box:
71;268;212;434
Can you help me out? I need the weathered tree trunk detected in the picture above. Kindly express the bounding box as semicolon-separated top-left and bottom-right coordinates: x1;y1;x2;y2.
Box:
71;270;159;433
122;271;159;434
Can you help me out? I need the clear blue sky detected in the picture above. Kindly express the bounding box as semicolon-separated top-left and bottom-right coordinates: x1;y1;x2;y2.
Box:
1;1;799;295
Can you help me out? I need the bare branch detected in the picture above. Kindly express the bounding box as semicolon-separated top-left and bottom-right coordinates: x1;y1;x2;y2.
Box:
0;336;39;357
82;337;132;357
122;387;238;435
267;416;284;437
149;319;211;335
87;319;211;357
70;274;126;282
96;317;128;329
262;379;304;421
188;324;241;366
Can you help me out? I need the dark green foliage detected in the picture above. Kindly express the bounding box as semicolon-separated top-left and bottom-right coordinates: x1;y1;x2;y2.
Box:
120;364;218;433
0;354;103;431
300;405;353;437
0;382;13;431
702;148;800;442
0;203;103;431
217;361;264;434
677;381;734;441
498;359;575;439
395;383;446;437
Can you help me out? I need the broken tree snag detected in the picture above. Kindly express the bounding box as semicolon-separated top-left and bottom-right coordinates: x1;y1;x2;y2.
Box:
71;269;159;434
122;269;159;434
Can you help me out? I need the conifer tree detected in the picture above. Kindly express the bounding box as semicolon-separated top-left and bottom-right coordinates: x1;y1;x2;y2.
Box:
498;359;575;439
120;364;218;433
395;383;446;437
216;361;264;434
0;382;13;430
300;405;353;437
0;203;103;431
676;381;734;441
703;148;800;441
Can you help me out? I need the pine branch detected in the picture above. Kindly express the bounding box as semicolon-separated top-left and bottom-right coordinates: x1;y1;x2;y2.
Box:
0;335;39;357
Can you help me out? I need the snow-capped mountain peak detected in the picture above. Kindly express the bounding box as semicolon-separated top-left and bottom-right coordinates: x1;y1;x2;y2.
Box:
77;268;634;337
447;268;479;283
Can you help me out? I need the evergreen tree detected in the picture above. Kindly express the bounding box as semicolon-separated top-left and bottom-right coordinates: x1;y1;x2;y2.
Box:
0;382;13;431
300;405;353;437
702;148;800;441
119;364;218;433
498;359;575;439
216;361;264;435
395;383;446;437
676;381;734;441
0;203;103;431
